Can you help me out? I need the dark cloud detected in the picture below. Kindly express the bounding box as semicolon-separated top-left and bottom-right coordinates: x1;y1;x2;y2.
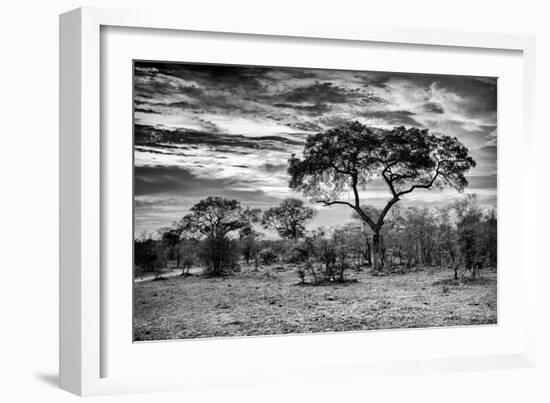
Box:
477;145;497;158
135;76;203;100
134;165;285;225
354;72;395;88
432;75;497;117
135;165;261;198
135;165;224;196
423;102;445;114
278;82;352;104
466;174;497;189
273;102;331;116
253;135;305;146
356;71;496;121
474;145;497;170
393;73;496;120
134;146;189;157
135;124;298;151
164;101;202;109
134;107;162;114
265;67;318;80
286;121;324;132
134;197;177;215
361;93;388;104
317;115;352;128
136;62;270;95
261;162;289;173
361;110;422;127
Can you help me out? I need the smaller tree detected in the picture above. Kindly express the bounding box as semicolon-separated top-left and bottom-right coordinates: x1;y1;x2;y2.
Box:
259;248;278;266
238;229;263;266
325;223;367;271
160;226;183;268
480;209;497;268
199;235;241;275
435;205;459;277
134;239;166;279
262;198;316;241
178;239;199;276
453;195;484;279
330;227;352;281
295;227;351;284
183;197;261;275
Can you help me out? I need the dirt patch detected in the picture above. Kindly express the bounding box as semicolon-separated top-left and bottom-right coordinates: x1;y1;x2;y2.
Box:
133;264;497;341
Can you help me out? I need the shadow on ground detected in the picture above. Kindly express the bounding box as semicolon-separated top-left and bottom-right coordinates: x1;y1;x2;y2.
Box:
35;373;59;387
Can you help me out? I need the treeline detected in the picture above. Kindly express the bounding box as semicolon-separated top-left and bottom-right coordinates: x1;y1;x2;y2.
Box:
135;194;496;284
367;195;497;279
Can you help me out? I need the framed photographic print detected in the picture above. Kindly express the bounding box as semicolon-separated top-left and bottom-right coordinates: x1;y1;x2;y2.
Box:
132;61;497;341
60;7;537;396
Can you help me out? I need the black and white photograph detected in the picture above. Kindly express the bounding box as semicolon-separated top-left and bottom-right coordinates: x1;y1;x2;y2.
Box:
132;61;497;342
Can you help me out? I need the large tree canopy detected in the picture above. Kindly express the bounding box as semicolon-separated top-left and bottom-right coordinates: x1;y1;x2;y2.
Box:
289;121;475;227
288;121;476;270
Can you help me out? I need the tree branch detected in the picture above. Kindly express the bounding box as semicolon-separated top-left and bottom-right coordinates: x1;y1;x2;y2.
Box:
350;174;362;209
377;197;400;227
316;199;356;209
381;170;398;198
315;198;376;229
396;162;442;197
330;163;351;175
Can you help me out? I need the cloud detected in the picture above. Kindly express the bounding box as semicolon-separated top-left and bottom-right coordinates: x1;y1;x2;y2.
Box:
135;124;299;151
466;174;497;189
361;110;422;127
261;162;289;173
135;165;283;204
273;102;331;116
135;165;235;196
133;62;497;233
133;165;285;234
285;121;324;132
277;81;352;104
423;102;445;114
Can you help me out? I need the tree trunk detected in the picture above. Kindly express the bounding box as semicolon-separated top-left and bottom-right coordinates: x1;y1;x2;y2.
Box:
365;239;372;266
372;229;384;272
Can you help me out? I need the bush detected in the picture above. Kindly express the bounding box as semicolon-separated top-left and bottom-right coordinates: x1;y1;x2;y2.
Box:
134;239;166;278
259;248;278;265
296;269;306;284
179;239;199;275
199;235;240;276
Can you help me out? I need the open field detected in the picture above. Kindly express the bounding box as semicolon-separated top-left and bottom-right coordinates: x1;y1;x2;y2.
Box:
133;266;497;341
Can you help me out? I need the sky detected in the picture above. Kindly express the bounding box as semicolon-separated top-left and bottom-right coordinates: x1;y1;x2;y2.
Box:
133;61;497;237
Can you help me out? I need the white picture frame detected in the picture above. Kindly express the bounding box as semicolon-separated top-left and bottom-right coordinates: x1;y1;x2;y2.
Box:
59;6;537;396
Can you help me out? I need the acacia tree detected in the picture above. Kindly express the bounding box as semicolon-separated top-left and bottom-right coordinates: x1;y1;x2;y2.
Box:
238;228;263;265
134;238;166;278
261;198;316;241
183;196;261;275
339;222;370;270
288;121;475;271
178;238;199;276
160;226;184;268
452;194;497;278
435;205;459;274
